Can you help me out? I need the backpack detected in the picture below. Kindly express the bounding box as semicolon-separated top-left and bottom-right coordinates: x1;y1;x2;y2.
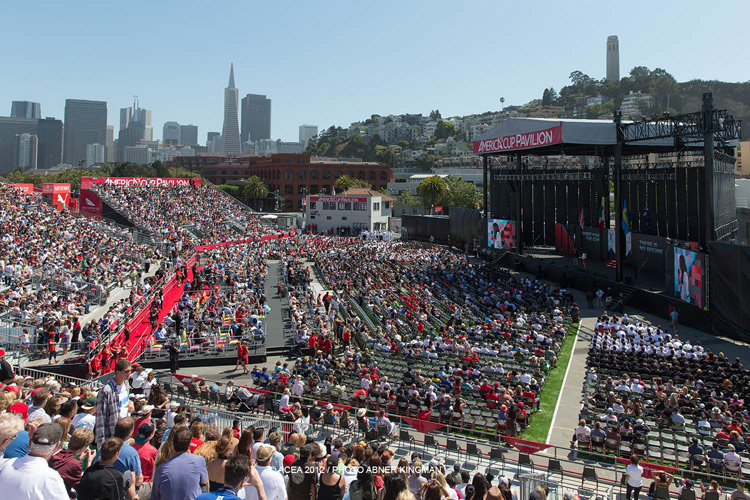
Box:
350;480;376;500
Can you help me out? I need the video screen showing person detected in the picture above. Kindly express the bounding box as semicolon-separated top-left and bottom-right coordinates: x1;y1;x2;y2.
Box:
487;219;514;250
673;247;704;307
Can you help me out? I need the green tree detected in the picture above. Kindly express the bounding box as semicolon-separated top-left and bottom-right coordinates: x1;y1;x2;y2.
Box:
434;120;458;140
399;190;420;214
334;175;370;193
242;175;269;209
429;110;442;121
416;175;447;209
444;176;479;210
152;160;170;177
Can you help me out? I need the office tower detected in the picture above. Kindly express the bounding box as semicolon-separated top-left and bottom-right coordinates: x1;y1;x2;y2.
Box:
36;117;63;169
221;63;242;154
163;121;180;144
86;143;106;167
0;118;37;173
119;99;152;142
117;120;145;161
241;93;271;143
179;124;198;146
63;99;107;167
14;133;38;170
11;101;41;119
299;124;318;149
206;131;220;153
606;35;620;82
106;125;114;162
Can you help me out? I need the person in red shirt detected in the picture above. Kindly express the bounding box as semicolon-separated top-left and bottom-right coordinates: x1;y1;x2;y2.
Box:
320;336;332;355
236;341;249;374
189;421;205;452
231;420;241;439
89;355;101;378
48;336;57;363
133;422;157;483
486;388;499;409
308;334;318;353
342;328;351;346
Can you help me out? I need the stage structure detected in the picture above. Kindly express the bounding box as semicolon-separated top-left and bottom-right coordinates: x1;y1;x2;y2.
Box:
478;93;741;284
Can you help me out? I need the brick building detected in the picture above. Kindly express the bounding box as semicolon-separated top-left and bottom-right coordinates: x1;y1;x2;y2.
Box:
168;153;393;211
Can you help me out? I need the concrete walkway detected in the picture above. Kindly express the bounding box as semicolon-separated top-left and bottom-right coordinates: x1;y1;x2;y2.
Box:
263;260;294;349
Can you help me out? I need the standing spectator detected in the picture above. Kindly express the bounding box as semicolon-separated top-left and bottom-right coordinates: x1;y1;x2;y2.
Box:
197;454;267;500
49;427;96;498
0;348;15;383
151;426;208;500
99;417;143;490
0;422;69;499
133;422;157;483
71;397;97;430
77;438;134;500
28;388;52;424
670;307;679;333
729;480;750;500
252;445;287;500
168;341;180;374
267;431;285;472
95;359;132;445
624;455;643;500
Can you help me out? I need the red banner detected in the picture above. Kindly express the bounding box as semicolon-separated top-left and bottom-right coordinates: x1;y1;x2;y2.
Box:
473;125;563;153
401;416;446;434
79;190;103;217
80;177;202;189
13;184;34;195
318;401;353;413
616;458;676;479
42;183;71;195
53;192;70;211
503;436;553;454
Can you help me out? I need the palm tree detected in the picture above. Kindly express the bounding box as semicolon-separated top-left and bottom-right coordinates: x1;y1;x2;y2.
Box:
416;176;447;210
242;176;269;210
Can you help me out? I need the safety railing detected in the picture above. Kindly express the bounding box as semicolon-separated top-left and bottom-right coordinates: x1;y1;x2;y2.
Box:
15;366;103;390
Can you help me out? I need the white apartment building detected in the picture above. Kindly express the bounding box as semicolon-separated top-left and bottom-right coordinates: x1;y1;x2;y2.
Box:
305;187;393;233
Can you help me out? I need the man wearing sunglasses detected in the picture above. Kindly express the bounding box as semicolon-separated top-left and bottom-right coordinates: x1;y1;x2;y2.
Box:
95;359;133;445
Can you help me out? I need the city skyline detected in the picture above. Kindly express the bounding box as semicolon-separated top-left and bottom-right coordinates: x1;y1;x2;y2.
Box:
2;1;748;143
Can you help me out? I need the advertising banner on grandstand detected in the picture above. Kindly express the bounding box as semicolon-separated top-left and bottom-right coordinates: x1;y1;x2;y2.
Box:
473;125;562;154
52;191;70;211
79;177;202;189
487;219;515;249
79;190;103;217
616;458;676;479
503;436;553;454
42;183;70;196
401;416;446;434
12;183;34;195
673;247;705;308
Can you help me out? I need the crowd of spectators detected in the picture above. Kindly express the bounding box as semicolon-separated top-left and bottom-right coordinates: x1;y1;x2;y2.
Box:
92;183;271;245
579;311;749;476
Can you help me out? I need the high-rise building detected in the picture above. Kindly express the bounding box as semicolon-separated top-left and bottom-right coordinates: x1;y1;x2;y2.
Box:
179;124;198;146
14;133;38;170
241;93;271;143
36;117;63;169
0;117;62;172
119;99;152;152
86;143;106;167
163;121;181;144
606;35;620;82
106;125;115;162
206;132;221;153
221;64;242;154
63;99;107;167
11;101;41;119
123;145;151;164
299;124;318;149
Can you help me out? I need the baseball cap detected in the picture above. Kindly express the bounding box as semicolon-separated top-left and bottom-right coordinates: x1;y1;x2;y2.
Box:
9;402;28;422
81;396;97;410
256;444;274;463
140;405;155;415
135;422;155;444
283;454;295;468
0;348;5;356
32;422;63;445
454;462;462;471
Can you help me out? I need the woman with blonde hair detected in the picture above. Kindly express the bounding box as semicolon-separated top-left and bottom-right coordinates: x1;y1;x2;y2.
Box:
189;420;205;452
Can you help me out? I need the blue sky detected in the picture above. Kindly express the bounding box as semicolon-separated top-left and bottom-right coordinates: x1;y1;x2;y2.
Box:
3;0;748;143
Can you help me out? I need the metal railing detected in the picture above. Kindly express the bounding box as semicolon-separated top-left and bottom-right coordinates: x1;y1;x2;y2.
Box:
15;366;103;390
